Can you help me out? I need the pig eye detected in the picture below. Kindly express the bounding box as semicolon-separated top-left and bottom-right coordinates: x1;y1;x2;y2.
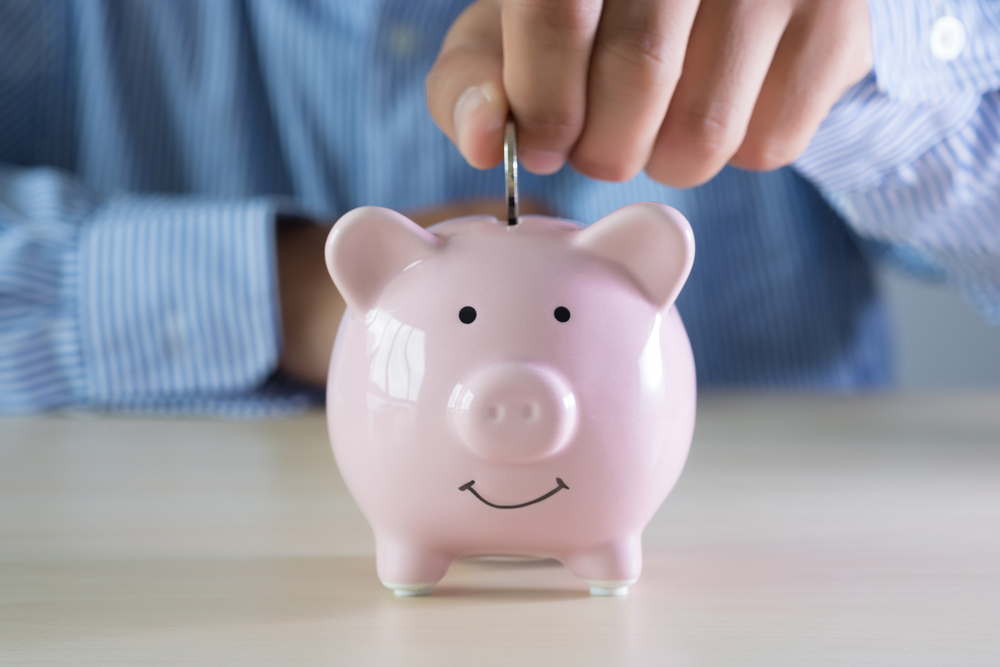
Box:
554;306;570;322
459;306;477;324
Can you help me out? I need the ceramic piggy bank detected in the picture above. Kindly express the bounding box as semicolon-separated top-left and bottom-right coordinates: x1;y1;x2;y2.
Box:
325;202;696;596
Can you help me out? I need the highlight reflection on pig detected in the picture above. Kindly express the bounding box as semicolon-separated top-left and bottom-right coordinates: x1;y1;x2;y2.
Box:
325;202;696;596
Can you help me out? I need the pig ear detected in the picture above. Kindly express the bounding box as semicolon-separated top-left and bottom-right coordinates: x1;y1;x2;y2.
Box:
325;206;441;315
573;202;695;309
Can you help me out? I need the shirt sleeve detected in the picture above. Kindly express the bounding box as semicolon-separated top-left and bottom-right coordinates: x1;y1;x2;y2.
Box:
793;0;1000;323
0;165;319;415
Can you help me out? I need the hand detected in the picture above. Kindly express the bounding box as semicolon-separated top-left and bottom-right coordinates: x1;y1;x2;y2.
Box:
426;0;871;187
276;198;549;385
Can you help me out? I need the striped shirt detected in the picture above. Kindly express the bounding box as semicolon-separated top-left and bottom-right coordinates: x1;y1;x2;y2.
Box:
1;0;997;416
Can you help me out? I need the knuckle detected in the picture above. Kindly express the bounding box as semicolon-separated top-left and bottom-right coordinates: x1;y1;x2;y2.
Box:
511;0;601;41
515;102;583;143
674;103;743;162
595;35;677;95
647;103;748;188
601;20;675;73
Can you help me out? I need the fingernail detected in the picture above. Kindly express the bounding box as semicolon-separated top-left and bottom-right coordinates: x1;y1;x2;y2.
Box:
520;148;567;175
454;85;503;162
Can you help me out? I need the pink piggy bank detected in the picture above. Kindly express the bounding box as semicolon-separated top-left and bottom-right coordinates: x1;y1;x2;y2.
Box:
325;202;696;596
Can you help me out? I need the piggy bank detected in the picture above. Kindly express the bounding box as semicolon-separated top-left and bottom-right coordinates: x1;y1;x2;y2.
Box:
325;202;696;596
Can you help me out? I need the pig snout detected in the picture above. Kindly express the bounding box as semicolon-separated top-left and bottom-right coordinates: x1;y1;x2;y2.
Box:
450;363;578;463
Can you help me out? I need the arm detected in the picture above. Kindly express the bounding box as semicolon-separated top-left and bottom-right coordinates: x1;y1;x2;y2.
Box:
0;165;544;413
794;1;1000;321
0;165;293;415
427;0;999;321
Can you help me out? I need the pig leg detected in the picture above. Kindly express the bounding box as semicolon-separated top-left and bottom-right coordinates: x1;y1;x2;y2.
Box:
376;538;453;596
562;535;642;596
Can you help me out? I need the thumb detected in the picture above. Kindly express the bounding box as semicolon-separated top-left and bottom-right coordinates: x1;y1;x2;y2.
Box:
426;0;508;169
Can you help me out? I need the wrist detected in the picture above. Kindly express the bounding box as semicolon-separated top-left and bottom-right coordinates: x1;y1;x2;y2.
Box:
276;217;344;386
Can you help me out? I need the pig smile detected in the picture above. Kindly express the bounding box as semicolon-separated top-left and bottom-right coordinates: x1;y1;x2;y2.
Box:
458;478;569;509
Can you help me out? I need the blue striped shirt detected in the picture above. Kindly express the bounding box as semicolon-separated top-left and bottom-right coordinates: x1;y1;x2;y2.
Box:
1;0;997;415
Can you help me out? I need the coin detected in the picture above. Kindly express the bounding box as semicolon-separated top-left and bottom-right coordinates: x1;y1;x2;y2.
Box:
504;118;518;226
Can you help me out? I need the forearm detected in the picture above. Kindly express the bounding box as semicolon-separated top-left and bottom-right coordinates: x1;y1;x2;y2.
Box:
0;165;287;414
276;218;343;386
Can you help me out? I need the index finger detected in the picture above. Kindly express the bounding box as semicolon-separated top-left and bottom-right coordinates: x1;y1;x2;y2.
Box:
502;0;603;174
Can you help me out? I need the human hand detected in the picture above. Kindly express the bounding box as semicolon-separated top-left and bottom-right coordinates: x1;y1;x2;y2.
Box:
276;198;549;385
426;0;871;187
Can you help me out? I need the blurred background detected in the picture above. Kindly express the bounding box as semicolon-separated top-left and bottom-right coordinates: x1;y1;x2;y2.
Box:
880;267;1000;388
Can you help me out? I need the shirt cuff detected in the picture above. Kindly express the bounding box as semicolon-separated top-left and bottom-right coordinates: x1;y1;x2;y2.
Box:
869;0;1000;102
793;73;981;194
77;196;283;405
796;90;1000;326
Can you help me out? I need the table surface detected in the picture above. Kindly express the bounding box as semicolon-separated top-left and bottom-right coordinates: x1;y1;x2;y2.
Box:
2;393;998;666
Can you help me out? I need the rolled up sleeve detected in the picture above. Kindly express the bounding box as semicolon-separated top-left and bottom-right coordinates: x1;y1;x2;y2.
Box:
1;166;320;415
793;1;1000;323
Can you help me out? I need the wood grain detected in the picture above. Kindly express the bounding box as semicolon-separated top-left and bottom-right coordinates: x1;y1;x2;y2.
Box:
2;393;998;665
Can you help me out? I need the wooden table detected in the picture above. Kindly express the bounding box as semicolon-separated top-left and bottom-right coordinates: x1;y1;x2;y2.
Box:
2;394;998;665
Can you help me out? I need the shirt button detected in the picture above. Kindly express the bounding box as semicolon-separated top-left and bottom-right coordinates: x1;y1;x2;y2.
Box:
929;16;966;62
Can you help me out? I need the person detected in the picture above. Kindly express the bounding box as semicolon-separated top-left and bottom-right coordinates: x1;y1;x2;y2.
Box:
1;0;997;415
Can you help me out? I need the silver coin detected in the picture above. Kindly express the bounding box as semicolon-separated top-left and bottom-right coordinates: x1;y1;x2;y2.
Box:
504;118;518;226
